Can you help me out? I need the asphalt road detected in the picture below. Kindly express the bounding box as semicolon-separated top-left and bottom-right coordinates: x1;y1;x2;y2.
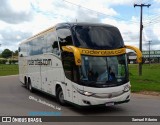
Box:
0;75;160;125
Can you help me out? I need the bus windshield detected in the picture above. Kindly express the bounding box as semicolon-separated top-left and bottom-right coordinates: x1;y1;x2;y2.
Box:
79;54;129;87
72;25;124;49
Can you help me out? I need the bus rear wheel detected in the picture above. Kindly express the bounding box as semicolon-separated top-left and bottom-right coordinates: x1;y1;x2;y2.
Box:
28;79;34;92
56;87;65;105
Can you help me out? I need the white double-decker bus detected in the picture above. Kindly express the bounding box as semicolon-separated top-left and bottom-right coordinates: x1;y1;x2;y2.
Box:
19;23;142;106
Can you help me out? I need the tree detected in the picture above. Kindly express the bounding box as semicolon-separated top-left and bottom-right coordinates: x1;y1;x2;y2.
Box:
13;50;18;56
1;49;12;58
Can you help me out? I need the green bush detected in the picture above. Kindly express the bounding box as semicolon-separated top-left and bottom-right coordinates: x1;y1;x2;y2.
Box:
9;59;18;64
0;59;7;64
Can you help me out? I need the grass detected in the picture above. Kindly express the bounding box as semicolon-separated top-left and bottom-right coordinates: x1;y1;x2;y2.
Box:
0;63;160;93
0;64;19;76
129;64;160;92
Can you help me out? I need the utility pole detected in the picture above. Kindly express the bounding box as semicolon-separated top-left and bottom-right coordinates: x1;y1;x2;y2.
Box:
148;41;152;65
134;3;151;76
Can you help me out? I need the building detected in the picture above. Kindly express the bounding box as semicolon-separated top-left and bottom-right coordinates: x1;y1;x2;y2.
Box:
127;52;137;64
142;50;160;63
127;50;160;64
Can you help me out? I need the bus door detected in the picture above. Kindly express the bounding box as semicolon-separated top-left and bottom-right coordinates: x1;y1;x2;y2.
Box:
64;66;80;104
62;52;73;102
62;52;82;104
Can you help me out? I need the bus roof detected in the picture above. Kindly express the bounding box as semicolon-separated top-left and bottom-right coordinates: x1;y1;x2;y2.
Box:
56;22;116;29
19;22;118;45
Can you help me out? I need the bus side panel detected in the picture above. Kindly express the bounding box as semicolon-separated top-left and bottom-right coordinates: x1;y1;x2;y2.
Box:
19;57;28;84
26;55;42;90
71;83;84;105
41;54;65;96
47;68;64;96
41;63;47;92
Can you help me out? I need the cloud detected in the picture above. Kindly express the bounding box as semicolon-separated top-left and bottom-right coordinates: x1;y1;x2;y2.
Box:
70;8;100;23
31;0;118;23
154;0;160;3
144;27;158;41
65;0;131;7
0;0;160;52
101;17;140;46
0;28;32;51
63;0;118;17
0;0;33;24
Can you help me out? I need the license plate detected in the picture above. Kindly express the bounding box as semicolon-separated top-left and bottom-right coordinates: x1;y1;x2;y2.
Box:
105;102;114;106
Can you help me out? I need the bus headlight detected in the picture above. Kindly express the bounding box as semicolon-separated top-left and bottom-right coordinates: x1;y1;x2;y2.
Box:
76;89;94;96
123;84;131;92
83;91;94;96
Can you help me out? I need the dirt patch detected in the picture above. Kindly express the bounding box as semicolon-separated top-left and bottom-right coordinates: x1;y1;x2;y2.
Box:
135;91;160;96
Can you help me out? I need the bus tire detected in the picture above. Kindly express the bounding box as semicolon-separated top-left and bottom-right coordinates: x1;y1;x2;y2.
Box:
24;77;28;88
56;87;65;105
26;81;29;89
28;78;34;92
24;77;27;87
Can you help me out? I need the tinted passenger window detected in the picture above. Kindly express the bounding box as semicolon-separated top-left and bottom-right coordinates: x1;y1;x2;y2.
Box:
28;36;45;56
46;31;60;56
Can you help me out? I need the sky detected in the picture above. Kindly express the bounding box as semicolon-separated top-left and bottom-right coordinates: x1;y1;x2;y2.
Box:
0;0;160;52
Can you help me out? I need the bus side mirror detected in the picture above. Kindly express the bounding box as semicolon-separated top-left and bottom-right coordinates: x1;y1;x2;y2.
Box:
125;45;142;63
62;46;81;66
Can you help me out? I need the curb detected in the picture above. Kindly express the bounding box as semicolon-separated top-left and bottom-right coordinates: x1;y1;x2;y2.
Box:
0;75;19;78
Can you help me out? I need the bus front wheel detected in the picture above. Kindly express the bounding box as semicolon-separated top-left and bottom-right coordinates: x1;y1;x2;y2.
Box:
56;87;65;105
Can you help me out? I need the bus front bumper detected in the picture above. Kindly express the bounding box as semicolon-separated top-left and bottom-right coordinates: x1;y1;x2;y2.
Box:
79;91;130;106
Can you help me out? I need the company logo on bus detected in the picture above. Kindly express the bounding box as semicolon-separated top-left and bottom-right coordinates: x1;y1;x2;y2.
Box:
80;48;125;56
28;59;52;66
